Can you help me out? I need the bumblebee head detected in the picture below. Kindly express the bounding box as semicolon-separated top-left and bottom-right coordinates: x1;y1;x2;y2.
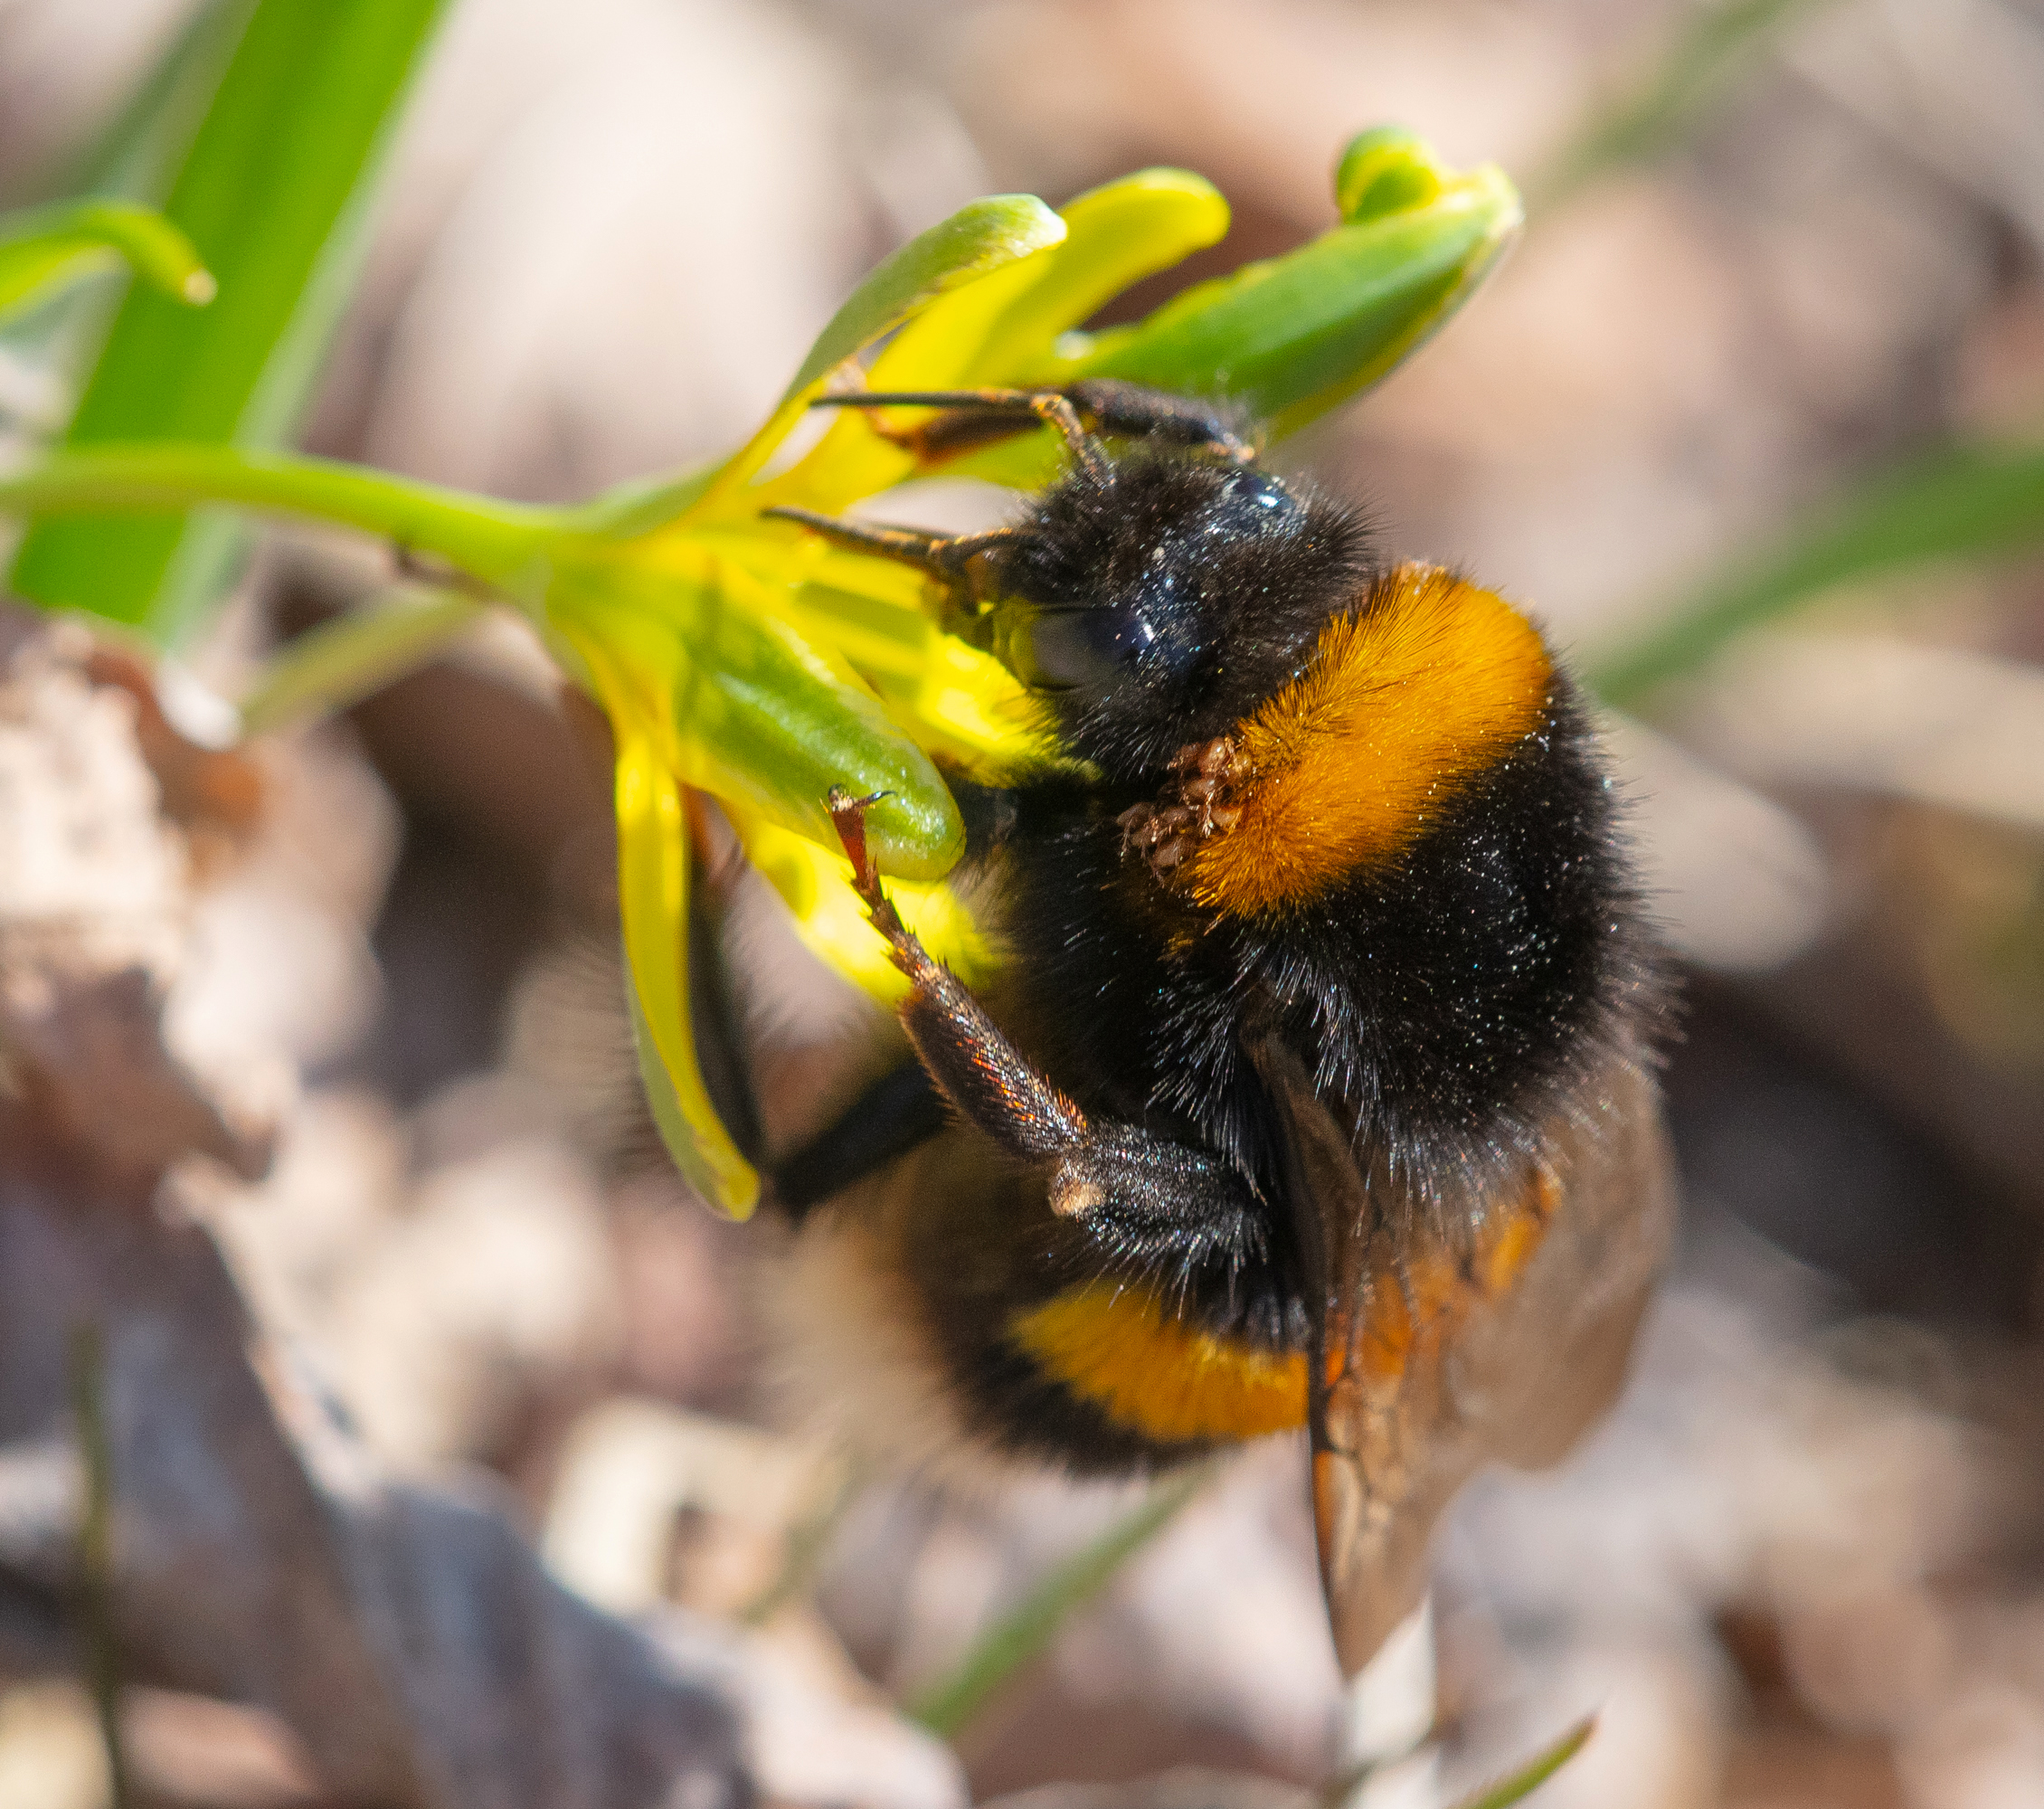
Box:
981;455;1373;779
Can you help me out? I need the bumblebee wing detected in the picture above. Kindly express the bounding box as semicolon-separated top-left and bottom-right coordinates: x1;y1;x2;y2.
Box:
1262;1040;1676;1675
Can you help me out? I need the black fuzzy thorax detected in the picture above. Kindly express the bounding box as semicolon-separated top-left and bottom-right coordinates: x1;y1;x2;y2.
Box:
971;668;1655;1255
991;451;1373;775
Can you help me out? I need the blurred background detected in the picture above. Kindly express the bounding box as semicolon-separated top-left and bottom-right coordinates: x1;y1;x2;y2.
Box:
3;1;2043;1806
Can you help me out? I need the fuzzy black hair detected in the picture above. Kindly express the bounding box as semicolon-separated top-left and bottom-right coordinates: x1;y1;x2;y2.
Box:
989;450;1376;777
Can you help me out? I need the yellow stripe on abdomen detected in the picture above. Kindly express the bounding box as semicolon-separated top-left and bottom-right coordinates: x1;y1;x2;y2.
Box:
1187;564;1552;916
1010;1285;1308;1443
1011;1166;1564;1447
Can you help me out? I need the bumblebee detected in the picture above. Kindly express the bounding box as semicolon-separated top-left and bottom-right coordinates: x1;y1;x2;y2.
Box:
695;381;1673;1675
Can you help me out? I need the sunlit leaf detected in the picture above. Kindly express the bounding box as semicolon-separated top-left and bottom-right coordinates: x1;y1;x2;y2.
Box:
9;0;449;647
781;194;1067;404
1595;440;2044;706
696;194;1068;516
767;170;1229;511
554;548;963;877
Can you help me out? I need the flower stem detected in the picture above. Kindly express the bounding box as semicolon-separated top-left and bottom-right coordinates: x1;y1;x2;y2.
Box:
69;1321;128;1809
238;587;484;734
0;443;568;598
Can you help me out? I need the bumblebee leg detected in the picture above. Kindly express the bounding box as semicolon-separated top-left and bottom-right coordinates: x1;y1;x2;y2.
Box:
828;785;1088;1164
827;789;1266;1268
1062;379;1255;463
809;382;1253;467
762;507;1017;580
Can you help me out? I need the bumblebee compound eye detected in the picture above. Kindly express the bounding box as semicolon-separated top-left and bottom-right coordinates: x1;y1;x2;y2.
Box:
1004;602;1158;691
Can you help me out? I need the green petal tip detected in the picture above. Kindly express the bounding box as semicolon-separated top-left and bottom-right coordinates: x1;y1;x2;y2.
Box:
1334;127;1443;223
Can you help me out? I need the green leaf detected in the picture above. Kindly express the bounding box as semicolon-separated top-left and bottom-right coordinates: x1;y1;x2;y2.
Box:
1527;0;1837;213
763;169;1229;509
1335;127;1445;223
827;137;1517;498
1594;440;2044;706
699;194;1070;513
0;201;214;324
906;1463;1214;1740
78;0;260;204
884;168;1229;394
1446;1718;1596;1809
1048;132;1520;438
9;0;449;647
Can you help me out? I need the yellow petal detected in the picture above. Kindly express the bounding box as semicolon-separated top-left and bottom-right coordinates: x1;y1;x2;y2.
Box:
759;169;1231;512
612;728;759;1217
727;803;1000;1005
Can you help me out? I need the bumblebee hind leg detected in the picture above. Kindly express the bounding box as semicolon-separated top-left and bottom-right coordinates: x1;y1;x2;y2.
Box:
826;789;1263;1274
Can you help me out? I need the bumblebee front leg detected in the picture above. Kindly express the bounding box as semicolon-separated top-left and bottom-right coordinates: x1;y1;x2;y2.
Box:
827;790;1263;1270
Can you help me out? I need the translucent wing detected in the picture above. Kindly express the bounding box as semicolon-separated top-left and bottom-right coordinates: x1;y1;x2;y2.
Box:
1262;1038;1676;1673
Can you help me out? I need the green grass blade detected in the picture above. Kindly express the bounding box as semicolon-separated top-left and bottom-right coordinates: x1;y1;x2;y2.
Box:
906;1463;1215;1741
0;201;214;324
69;1323;130;1809
1447;1717;1596;1809
9;0;449;647
78;0;261;204
1594;440;2044;706
1527;0;1836;213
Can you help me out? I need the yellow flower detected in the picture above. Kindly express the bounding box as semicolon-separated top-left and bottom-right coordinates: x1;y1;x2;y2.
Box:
0;132;1520;1219
545;130;1519;1216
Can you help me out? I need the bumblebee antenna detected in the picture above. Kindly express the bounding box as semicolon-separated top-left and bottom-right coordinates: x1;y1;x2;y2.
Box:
812;387;1110;482
811;381;1254;467
762;507;948;568
762;507;1017;582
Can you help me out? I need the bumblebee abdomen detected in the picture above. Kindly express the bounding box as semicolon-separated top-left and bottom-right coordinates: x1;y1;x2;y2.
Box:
1008;1283;1309;1444
990;1158;1564;1456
